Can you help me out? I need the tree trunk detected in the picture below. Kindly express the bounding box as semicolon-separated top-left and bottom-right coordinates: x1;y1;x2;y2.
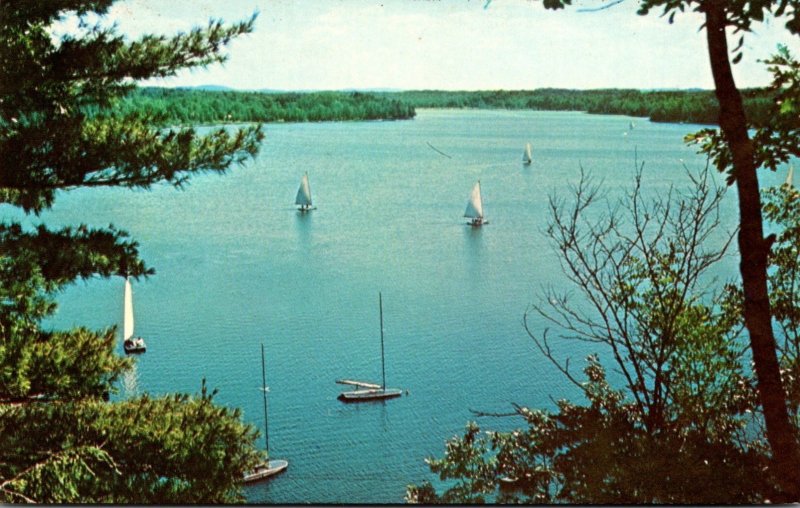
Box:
704;2;800;500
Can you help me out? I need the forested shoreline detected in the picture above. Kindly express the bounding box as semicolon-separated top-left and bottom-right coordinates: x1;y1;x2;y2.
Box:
119;86;775;126
388;88;774;125
116;88;416;124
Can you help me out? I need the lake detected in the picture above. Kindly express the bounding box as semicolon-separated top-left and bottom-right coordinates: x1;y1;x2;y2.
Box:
39;109;786;503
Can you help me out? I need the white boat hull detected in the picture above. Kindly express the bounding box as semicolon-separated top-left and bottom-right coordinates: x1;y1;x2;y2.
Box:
243;459;288;484
338;388;403;402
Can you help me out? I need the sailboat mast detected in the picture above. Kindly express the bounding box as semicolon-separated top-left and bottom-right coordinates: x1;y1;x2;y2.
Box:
379;292;385;390
261;343;270;455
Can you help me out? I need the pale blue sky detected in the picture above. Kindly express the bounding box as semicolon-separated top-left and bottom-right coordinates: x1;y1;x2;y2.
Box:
76;0;797;90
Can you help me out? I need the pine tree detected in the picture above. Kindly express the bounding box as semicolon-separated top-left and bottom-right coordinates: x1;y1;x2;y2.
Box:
0;1;265;502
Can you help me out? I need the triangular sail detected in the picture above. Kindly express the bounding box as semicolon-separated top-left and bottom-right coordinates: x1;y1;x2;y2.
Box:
295;173;312;206
464;181;484;219
786;166;794;188
523;143;532;163
123;277;134;341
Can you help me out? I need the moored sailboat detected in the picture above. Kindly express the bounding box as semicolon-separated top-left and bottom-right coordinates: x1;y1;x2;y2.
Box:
464;181;487;227
243;343;288;484
122;277;146;354
295;172;315;211
336;293;403;402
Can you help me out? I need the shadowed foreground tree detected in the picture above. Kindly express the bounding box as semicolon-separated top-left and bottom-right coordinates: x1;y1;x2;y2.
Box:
544;0;800;497
1;1;266;503
407;165;782;503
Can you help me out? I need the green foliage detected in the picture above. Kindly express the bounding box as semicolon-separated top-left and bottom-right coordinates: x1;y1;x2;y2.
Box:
408;359;773;504
0;3;263;213
385;88;775;126
0;0;265;503
763;183;800;421
634;0;800;36
686;45;800;184
119;88;416;125
0;382;260;503
407;165;777;504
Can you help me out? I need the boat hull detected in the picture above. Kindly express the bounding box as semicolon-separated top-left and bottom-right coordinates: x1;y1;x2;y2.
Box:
124;338;146;354
243;459;289;484
338;388;403;402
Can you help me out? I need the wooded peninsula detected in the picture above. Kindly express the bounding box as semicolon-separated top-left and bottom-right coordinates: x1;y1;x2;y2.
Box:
121;86;775;126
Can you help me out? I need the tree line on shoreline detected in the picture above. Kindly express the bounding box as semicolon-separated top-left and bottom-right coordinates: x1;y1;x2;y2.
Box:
115;87;416;124
119;86;776;126
388;88;774;125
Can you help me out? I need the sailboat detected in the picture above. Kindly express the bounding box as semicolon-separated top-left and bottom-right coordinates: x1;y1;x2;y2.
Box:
464;181;487;227
336;293;403;402
523;143;532;165
786;165;794;188
122;276;146;354
295;172;315;211
243;343;288;484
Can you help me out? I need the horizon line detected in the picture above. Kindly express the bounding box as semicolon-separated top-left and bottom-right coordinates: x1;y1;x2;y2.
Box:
150;84;729;93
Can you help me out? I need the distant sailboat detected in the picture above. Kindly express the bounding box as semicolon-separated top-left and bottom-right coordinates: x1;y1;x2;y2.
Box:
464;181;487;226
523;143;532;165
243;343;288;484
786;166;794;188
295;172;315;211
122;277;146;354
336;293;403;402
629;120;635;130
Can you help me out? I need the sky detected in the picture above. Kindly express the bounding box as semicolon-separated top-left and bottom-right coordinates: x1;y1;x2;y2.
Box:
64;0;798;91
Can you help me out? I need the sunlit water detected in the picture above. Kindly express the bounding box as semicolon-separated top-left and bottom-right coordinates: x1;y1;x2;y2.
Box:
34;110;791;503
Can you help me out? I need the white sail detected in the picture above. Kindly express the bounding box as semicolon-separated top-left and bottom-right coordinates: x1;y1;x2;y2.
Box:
786;166;794;188
123;277;134;341
464;181;484;219
523;143;532;163
295;173;312;207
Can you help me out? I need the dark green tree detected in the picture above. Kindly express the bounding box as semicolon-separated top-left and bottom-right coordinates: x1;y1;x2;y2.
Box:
1;1;266;502
683;40;800;498
634;0;800;497
763;176;800;422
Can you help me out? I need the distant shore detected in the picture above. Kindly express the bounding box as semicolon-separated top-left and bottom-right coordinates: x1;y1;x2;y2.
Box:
119;87;775;127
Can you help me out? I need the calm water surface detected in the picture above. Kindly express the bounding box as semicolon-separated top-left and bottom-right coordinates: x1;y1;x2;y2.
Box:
39;110;788;503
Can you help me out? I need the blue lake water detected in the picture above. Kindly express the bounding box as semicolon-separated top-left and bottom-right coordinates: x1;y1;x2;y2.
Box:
37;109;790;503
